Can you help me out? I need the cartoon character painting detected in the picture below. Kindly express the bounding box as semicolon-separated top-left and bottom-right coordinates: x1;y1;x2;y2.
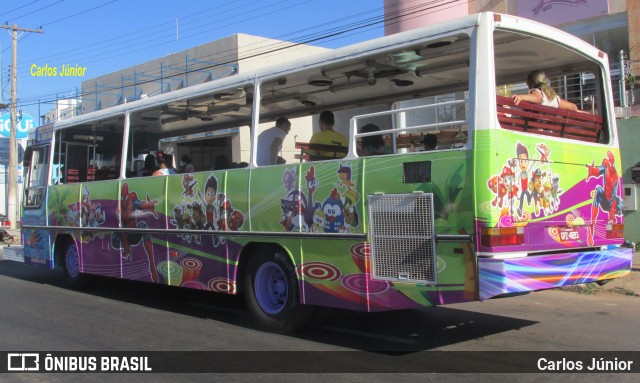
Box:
336;164;360;231
173;173;245;244
487;141;563;221
536;143;551;163
487;174;507;208
182;174;197;197
111;183;159;282
303;167;321;225
80;186;105;228
279;163;360;233
280;190;308;232
516;142;534;219
530;168;544;217
501;162;519;215
551;176;562;210
170;201;205;244
311;209;326;232
482;140;627;248
322;188;345;233
586;150;624;245
540;180;553;216
278;166;321;232
198;175;219;230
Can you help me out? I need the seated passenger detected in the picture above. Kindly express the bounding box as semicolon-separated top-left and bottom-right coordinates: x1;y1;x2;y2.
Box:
423;134;438;151
308;111;348;161
153;154;172;176
511;70;587;113
214;154;230;170
358;123;388;156
138;154;156;177
179;155;194;173
165;153;176;174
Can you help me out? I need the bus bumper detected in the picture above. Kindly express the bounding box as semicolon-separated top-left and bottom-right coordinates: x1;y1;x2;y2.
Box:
478;246;633;300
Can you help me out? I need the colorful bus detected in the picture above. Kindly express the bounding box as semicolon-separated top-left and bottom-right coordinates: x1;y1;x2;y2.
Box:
21;13;633;332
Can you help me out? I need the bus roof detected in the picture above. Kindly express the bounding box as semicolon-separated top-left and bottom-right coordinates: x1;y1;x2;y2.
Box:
48;12;607;131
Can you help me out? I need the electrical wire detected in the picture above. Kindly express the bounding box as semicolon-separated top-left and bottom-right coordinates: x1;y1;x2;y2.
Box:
14;0;292;73
40;0;119;27
17;0;464;105
13;0;320;94
5;0;65;23
0;0;42;18
15;0;468;107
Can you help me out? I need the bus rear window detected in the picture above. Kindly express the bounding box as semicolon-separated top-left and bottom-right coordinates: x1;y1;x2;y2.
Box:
494;30;609;144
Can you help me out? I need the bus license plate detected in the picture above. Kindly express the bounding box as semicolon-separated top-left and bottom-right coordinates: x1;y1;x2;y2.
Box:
559;227;580;242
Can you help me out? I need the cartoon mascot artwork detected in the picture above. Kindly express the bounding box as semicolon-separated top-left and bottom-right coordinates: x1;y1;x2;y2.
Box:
111;183;159;282
586;150;624;246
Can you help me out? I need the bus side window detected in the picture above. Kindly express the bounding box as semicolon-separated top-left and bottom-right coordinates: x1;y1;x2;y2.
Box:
55;117;125;183
392;92;469;153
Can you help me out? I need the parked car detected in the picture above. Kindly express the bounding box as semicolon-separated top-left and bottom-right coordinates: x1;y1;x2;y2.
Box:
0;214;10;227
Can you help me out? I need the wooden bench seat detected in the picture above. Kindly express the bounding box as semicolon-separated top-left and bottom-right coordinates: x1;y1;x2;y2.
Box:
496;95;604;143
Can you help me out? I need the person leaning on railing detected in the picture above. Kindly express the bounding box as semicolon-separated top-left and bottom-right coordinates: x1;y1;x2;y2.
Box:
307;111;348;161
511;70;589;114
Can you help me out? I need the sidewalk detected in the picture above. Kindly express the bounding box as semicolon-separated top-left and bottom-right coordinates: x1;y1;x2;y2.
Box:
587;249;640;297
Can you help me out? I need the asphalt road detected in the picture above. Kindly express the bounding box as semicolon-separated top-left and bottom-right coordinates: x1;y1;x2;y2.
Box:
0;260;638;383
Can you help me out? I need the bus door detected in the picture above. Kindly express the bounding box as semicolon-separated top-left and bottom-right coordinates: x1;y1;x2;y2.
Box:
22;144;53;267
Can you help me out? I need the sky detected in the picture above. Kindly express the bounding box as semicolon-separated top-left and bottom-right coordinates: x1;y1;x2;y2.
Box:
0;0;388;122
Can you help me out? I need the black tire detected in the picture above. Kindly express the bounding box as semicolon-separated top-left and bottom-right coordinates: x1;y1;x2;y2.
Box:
62;243;91;290
244;248;314;333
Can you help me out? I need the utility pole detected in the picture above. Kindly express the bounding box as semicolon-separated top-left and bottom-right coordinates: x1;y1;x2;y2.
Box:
620;50;630;109
0;24;43;229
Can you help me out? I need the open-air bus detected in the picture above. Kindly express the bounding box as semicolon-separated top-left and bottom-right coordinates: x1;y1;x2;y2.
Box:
21;13;633;332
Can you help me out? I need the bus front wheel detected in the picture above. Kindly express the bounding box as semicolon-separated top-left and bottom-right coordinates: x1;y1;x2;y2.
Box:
244;249;313;333
62;243;90;290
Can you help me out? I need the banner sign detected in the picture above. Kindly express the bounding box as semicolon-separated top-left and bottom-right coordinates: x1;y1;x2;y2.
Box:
0;138;24;166
1;351;639;373
0;113;36;139
35;123;54;144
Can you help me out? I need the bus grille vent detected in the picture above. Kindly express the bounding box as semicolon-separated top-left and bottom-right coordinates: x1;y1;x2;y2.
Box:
367;193;436;283
402;161;431;183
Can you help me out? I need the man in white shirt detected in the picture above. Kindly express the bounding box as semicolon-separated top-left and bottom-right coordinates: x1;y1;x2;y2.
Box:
256;117;291;166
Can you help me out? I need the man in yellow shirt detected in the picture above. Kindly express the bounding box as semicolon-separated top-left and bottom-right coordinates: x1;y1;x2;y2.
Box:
308;111;348;161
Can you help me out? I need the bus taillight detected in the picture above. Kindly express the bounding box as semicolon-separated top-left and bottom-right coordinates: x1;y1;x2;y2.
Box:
481;227;524;247
606;224;624;239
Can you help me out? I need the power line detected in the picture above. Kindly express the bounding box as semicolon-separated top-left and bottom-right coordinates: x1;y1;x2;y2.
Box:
17;0;463;105
5;0;65;23
14;0;316;91
41;0;119;27
14;0;282;72
0;0;42;18
16;0;467;107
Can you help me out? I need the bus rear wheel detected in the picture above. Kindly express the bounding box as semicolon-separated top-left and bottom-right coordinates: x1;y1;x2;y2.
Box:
244;248;313;333
62;243;90;290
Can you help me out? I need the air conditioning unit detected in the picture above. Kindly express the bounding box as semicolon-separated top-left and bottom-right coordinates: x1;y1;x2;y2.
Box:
624;184;637;211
